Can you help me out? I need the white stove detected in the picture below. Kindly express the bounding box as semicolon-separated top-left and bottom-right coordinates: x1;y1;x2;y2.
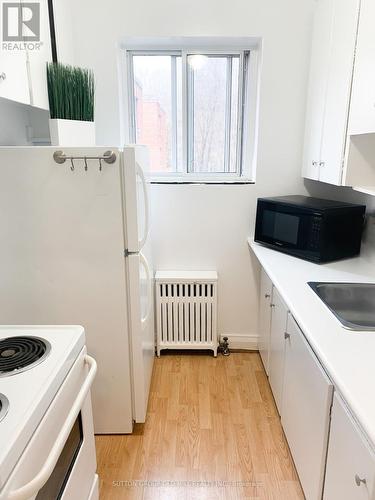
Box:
0;326;98;500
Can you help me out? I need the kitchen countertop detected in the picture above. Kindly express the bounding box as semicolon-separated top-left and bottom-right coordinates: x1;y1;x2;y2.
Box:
248;238;375;448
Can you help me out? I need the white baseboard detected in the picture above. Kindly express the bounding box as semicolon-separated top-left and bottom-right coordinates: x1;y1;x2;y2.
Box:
220;333;258;351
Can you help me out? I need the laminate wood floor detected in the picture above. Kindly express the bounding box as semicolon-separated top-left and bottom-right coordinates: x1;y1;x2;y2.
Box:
95;352;304;499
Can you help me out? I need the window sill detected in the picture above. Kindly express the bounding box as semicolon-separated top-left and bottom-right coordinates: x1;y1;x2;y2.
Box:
150;176;255;185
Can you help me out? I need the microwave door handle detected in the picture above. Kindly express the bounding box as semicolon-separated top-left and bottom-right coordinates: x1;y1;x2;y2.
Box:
7;355;97;500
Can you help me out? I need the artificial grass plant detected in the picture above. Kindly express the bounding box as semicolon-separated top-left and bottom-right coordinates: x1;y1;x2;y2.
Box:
47;62;94;122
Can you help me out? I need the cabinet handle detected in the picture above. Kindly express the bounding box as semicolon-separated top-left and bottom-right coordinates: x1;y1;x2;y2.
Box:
0;72;6;82
319;161;325;167
270;303;275;308
264;293;271;299
355;474;366;487
312;161;318;166
284;332;290;340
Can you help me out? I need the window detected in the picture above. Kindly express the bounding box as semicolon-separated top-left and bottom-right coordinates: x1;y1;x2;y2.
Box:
124;42;259;183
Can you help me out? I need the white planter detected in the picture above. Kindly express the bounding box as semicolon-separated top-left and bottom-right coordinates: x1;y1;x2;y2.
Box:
49;119;95;146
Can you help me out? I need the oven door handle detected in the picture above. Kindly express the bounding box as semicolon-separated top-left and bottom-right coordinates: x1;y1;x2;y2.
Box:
7;355;97;500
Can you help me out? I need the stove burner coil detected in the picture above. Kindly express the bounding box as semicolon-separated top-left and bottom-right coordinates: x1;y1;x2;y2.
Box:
0;394;9;422
0;337;51;376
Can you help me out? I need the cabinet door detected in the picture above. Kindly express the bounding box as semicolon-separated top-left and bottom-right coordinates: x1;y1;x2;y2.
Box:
0;51;29;105
0;0;30;104
268;287;288;414
302;0;333;181
258;269;273;375
27;0;52;109
348;0;375;135
319;0;360;185
324;393;375;500
282;314;333;500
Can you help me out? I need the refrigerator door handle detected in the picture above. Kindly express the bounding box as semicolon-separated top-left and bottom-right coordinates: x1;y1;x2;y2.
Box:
140;252;152;325
136;163;149;250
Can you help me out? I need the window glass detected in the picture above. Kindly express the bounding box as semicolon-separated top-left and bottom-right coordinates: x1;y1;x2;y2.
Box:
128;50;250;179
133;55;180;173
188;55;240;173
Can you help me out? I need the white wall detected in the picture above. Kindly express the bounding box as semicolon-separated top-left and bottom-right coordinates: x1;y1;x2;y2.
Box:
66;0;316;343
2;1;374;343
2;1;375;344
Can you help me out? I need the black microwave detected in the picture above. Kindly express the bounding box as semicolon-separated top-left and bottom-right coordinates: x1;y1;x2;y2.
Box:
255;195;366;263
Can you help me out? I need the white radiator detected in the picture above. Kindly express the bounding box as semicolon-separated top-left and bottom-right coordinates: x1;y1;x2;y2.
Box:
155;271;218;357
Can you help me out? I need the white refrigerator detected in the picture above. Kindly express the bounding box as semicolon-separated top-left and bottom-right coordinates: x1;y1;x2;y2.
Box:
0;146;155;433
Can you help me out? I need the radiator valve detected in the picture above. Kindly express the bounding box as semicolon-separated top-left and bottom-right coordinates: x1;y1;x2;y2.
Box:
218;336;230;356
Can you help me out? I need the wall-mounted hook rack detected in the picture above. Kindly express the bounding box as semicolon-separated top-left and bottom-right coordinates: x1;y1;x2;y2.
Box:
53;150;117;168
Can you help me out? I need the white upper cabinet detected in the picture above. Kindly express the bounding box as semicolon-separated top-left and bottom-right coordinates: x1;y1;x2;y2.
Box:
303;0;375;193
0;0;53;109
343;0;375;194
319;0;360;185
0;51;30;105
348;0;375;136
27;0;52;109
302;0;333;181
0;1;30;104
303;0;360;186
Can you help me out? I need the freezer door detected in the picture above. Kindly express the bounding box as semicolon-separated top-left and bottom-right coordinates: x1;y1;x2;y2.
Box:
126;252;155;422
122;146;150;253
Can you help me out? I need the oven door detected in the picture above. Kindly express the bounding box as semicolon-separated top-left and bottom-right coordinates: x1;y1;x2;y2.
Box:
0;348;98;500
255;201;321;260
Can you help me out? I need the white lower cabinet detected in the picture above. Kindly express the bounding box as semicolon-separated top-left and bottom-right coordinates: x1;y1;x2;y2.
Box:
282;313;333;500
258;269;273;374
257;267;375;499
324;393;375;500
268;287;288;414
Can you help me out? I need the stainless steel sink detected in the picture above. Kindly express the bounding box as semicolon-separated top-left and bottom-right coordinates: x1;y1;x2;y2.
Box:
308;282;375;330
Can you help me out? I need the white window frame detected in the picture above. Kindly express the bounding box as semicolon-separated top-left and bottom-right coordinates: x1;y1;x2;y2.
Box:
120;37;262;184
